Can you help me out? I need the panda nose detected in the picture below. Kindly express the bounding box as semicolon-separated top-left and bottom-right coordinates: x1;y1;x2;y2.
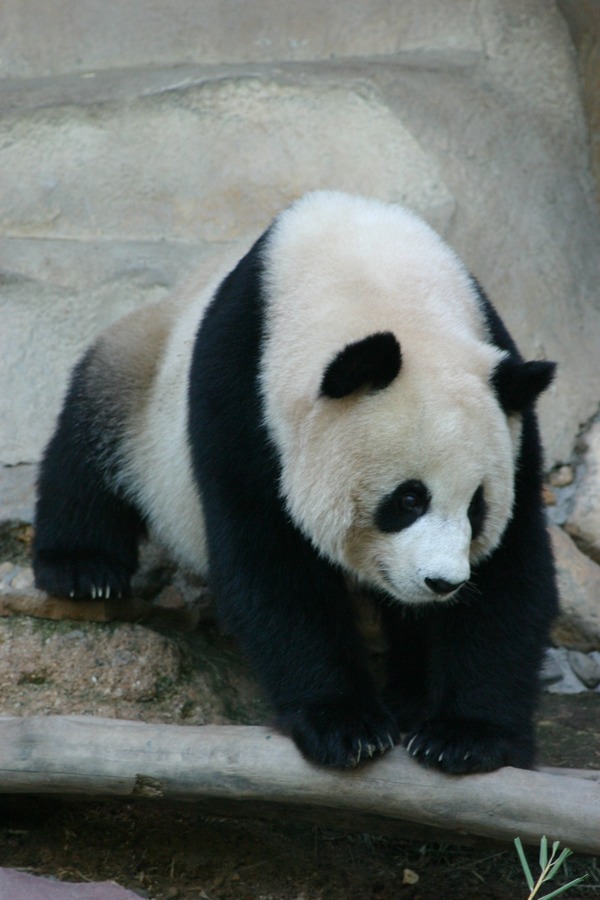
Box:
425;577;465;596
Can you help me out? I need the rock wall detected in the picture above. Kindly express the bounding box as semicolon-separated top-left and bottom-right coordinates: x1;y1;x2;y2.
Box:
1;0;599;469
558;0;600;206
1;1;600;650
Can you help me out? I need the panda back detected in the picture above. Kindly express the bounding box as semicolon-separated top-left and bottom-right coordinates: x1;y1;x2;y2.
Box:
115;285;217;574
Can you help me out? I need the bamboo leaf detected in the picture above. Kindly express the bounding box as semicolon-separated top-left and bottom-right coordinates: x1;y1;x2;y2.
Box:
537;875;588;899
514;837;535;891
539;835;548;870
546;848;573;882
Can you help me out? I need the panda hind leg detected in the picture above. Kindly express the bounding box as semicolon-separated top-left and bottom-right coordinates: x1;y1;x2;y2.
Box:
33;487;144;601
33;392;145;600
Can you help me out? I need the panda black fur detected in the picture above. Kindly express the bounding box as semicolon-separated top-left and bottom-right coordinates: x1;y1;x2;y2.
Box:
33;191;558;774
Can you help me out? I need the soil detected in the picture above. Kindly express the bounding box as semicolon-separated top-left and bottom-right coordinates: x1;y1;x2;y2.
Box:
0;695;599;899
1;523;599;898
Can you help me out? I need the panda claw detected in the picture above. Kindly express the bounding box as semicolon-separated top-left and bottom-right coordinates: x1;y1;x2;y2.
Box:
91;585;97;599
105;585;111;600
69;590;75;599
406;735;417;755
387;734;395;750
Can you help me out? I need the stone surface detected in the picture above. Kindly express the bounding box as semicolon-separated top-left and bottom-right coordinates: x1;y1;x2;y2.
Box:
0;1;599;467
558;0;600;204
566;421;600;564
0;463;36;522
568;649;600;689
0;610;268;727
0;869;140;900
0;79;454;245
544;478;578;528
549;465;575;488
0;0;492;77
541;647;587;694
0;618;181;707
550;525;600;650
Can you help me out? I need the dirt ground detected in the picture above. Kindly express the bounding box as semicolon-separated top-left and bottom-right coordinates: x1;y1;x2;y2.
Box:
1;522;599;898
1;692;600;900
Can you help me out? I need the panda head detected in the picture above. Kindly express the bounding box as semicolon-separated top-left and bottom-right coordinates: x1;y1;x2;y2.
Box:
259;192;554;605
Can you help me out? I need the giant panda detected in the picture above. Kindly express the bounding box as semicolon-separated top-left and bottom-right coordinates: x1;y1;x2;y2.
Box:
33;191;558;775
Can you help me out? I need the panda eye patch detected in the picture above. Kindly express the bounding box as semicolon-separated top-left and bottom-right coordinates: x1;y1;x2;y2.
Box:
375;480;430;533
468;484;487;540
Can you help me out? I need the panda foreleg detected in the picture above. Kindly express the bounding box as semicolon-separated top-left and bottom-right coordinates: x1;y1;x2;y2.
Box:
33;356;144;600
205;514;400;769
401;531;556;774
400;593;545;775
379;604;432;731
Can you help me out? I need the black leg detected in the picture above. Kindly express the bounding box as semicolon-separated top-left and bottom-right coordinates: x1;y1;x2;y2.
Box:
380;603;432;731
402;520;557;773
33;357;144;599
204;499;400;769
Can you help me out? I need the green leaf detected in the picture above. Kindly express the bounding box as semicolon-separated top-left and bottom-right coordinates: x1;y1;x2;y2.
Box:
539;835;548;870
537;875;588;899
514;837;535;890
546;848;573;882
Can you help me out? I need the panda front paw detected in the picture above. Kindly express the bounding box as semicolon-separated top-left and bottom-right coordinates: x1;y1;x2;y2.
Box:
279;697;400;770
404;719;534;774
33;552;132;600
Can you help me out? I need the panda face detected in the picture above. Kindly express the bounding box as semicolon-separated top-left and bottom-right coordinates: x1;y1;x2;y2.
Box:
259;191;519;606
264;334;517;606
331;373;517;605
374;479;473;599
363;479;489;605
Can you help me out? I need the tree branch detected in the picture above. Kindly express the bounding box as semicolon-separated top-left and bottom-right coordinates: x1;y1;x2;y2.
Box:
0;716;598;854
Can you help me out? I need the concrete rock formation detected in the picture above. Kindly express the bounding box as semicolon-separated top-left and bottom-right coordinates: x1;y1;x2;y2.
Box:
0;0;599;468
566;421;600;564
1;1;600;651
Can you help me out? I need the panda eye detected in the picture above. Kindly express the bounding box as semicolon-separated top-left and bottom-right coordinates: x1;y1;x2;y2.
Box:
399;490;421;511
375;480;430;533
468;484;487;540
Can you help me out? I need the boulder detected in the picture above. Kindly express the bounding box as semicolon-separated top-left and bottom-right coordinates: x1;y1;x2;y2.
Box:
550;525;600;650
558;0;600;204
0;1;599;468
566;420;600;563
0;869;139;900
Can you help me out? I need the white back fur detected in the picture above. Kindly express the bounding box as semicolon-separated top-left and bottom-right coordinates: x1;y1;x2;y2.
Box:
116;248;253;572
114;191;519;603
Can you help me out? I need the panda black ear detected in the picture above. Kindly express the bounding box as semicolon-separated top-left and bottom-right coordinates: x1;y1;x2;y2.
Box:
492;358;556;413
320;332;402;399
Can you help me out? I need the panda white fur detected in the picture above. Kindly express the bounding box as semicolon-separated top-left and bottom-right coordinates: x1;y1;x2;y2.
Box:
34;191;558;774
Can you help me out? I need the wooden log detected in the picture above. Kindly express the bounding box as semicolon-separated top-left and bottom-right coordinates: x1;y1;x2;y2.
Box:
0;716;599;854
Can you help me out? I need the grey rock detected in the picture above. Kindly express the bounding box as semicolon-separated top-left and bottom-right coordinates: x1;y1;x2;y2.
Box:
0;464;36;522
566;420;600;564
0;1;599;468
542;647;588;694
0;0;492;77
567;649;600;689
0;868;141;900
550;525;600;650
540;647;566;685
